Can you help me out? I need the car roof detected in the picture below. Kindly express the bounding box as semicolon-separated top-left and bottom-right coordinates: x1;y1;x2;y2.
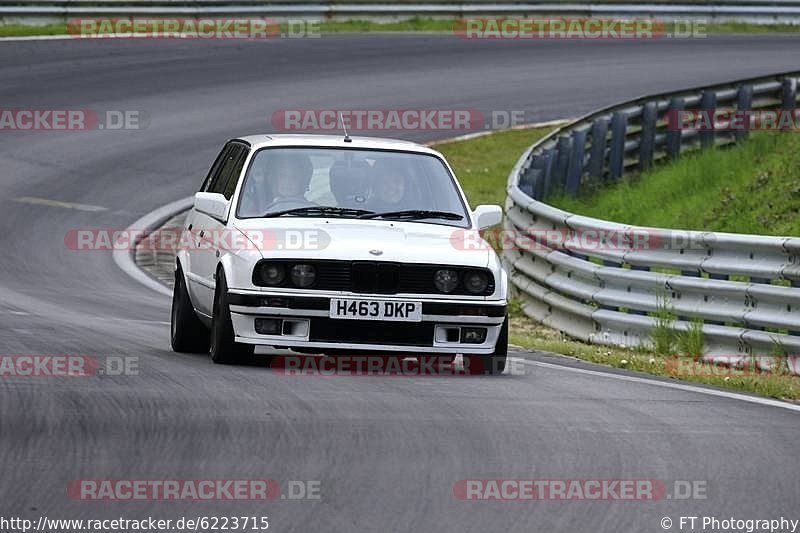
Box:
234;134;443;157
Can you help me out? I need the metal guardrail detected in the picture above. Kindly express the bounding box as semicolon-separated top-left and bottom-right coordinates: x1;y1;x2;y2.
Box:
503;70;800;374
5;1;800;22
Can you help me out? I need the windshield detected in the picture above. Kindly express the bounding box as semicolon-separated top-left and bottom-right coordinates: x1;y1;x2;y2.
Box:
235;147;470;227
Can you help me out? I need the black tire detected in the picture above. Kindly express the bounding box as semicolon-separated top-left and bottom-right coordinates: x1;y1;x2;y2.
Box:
210;269;255;365
466;316;508;375
171;266;210;353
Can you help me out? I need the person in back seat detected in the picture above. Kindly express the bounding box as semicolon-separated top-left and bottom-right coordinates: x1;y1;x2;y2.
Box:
330;160;370;208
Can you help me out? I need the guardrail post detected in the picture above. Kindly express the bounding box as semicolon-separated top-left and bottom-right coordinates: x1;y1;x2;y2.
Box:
518;161;538;198
699;90;716;148
735;85;753;143
781;77;797;110
540;148;556;199
608;111;627;181
665;97;684;159
781;77;797;132
552;136;572;195
639;101;657;171
566;129;587;197
587;117;609;183
530;155;548;199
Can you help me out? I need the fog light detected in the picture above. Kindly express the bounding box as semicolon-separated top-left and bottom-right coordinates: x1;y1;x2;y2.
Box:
460;327;487;344
255;318;282;335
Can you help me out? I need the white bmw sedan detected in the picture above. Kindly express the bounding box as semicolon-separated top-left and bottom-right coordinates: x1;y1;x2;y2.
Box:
171;134;508;374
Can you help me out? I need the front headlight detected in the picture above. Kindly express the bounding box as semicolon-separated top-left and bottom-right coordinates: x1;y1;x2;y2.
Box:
259;263;285;286
433;269;459;293
463;270;489;294
290;264;316;288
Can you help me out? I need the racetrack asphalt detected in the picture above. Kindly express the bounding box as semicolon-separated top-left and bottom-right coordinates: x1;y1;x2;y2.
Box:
1;34;799;532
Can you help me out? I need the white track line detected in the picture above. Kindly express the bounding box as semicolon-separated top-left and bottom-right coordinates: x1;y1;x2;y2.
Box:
15;196;107;212
425;118;571;146
514;357;800;413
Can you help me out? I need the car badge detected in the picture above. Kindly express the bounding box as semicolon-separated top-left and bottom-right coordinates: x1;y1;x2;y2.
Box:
369;249;383;256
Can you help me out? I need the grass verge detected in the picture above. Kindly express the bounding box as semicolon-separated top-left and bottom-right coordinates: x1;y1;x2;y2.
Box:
433;127;554;208
551;131;800;236
4;18;800;38
430;128;799;402
508;306;800;401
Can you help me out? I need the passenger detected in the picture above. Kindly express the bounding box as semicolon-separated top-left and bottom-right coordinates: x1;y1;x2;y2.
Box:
370;160;410;212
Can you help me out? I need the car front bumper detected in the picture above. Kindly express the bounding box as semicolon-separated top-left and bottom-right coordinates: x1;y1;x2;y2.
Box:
228;290;507;354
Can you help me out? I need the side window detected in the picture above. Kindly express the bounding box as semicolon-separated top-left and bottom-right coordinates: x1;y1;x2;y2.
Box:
222;146;249;200
201;144;231;192
208;144;243;196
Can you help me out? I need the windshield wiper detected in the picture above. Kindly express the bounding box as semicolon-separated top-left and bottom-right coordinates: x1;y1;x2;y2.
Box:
263;206;375;218
358;209;464;221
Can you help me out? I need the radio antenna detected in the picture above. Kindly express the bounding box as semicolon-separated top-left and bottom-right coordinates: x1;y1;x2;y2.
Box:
339;112;352;143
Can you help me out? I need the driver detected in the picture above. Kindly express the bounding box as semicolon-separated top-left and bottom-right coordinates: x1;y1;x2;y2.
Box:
239;152;314;216
266;152;314;209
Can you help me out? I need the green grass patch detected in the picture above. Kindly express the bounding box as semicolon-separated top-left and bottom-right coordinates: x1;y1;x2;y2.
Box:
0;23;69;37
677;317;705;359
552;132;800;236
705;21;800;34
651;296;677;356
314;17;457;33
432;127;554;208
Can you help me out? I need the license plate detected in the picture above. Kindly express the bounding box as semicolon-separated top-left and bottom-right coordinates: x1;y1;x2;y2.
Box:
329;299;422;322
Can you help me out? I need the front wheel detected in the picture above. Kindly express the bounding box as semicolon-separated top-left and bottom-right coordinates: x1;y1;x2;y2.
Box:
210;270;255;365
171;266;210;353
466;316;508;375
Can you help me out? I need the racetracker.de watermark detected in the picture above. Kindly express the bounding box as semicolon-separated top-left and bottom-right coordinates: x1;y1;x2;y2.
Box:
449;228;707;253
271;355;525;376
67;479;321;500
454;479;707;501
272;109;484;132
667;109;800;132
67;18;319;39
270;109;540;132
0;109;145;131
64;228;330;252
0;355;138;377
664;356;800;378
455;18;707;39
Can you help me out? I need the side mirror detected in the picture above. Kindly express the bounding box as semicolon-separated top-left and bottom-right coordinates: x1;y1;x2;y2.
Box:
472;205;502;230
194;192;230;222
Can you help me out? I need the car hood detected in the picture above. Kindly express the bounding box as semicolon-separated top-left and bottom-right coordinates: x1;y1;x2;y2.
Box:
233;218;491;268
